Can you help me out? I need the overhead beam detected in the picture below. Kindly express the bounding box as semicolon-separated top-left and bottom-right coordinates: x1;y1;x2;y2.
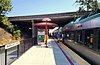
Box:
9;12;85;21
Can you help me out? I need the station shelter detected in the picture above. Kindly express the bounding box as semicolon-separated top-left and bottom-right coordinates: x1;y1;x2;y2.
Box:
33;18;58;45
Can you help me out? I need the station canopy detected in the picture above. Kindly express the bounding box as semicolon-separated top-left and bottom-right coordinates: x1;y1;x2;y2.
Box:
33;22;58;29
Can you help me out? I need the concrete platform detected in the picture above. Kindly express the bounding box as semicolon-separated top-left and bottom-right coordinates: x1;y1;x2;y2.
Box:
11;39;88;65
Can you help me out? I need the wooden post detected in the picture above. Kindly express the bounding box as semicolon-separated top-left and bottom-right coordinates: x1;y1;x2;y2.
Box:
36;27;38;45
42;18;51;47
45;21;48;47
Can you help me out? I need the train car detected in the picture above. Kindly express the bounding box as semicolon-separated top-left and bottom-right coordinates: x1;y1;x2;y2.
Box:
63;9;100;50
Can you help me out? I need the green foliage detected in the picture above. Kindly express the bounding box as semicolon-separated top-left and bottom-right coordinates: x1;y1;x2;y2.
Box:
0;0;21;39
75;0;99;12
0;16;14;32
98;2;100;8
0;0;12;15
0;0;13;32
0;16;22;38
13;30;21;38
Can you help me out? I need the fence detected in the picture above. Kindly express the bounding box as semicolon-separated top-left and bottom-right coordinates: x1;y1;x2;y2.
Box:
0;38;34;65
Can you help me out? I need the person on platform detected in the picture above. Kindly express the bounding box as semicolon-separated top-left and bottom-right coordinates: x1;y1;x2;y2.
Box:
57;33;61;43
44;35;49;47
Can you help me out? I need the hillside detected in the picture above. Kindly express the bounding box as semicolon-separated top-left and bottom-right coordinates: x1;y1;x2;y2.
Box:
0;27;14;46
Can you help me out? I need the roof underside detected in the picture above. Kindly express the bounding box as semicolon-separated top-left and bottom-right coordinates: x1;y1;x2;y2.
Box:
9;11;85;27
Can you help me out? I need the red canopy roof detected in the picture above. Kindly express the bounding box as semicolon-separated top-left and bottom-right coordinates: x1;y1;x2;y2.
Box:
33;22;58;29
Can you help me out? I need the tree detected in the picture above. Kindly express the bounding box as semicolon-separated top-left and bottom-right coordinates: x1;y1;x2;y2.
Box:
98;2;100;8
0;0;21;39
0;0;12;28
75;0;99;12
13;30;21;40
0;0;12;15
1;16;14;32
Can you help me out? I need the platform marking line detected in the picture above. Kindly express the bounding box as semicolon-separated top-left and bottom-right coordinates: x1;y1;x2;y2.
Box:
59;42;79;65
54;39;74;65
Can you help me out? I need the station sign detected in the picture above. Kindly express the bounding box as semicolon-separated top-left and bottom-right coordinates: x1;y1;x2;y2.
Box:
38;29;45;35
5;41;20;49
38;31;45;35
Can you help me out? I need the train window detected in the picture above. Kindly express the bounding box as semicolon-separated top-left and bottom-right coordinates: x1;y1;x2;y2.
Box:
80;13;90;20
94;8;100;14
88;11;95;17
88;8;100;17
74;17;81;23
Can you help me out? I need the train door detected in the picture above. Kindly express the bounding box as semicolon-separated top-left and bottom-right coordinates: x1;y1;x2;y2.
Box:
77;30;82;43
75;31;78;43
98;30;100;49
67;31;70;39
71;31;74;40
85;29;93;48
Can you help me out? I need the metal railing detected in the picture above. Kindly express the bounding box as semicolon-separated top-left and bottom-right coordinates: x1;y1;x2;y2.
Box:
0;38;34;65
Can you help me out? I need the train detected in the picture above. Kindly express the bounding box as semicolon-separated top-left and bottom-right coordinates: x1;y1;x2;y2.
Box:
63;9;100;50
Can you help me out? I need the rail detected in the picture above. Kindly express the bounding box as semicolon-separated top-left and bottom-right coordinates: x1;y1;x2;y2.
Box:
0;38;34;65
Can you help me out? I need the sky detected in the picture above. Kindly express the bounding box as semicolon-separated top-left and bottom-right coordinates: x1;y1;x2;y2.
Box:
7;0;81;17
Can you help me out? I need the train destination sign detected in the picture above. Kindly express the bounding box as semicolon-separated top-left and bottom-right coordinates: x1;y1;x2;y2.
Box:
5;41;20;49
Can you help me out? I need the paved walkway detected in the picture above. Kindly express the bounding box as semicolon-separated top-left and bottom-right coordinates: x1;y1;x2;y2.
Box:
11;39;79;65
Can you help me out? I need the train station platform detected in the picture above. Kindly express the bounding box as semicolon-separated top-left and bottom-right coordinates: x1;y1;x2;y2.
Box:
11;39;90;65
